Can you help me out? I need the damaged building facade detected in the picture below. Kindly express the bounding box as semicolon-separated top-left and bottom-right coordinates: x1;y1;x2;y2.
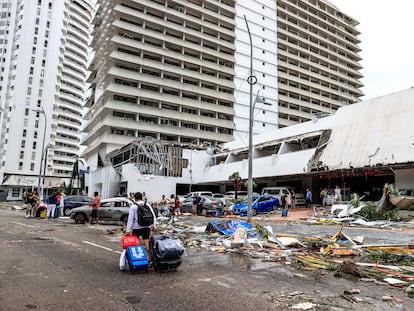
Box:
86;88;414;202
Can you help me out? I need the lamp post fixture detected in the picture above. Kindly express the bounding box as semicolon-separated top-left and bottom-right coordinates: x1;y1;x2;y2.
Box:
32;107;47;198
244;15;270;221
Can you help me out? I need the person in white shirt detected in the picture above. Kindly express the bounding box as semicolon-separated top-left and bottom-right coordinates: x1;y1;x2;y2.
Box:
334;185;342;202
126;192;157;261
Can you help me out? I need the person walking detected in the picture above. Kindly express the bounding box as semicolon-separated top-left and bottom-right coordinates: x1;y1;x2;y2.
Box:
25;191;34;218
32;191;40;217
126;192;157;262
281;194;287;210
305;188;312;209
159;194;169;216
192;193;201;216
192;193;197;216
143;191;148;204
59;192;65;216
173;195;181;221
88;191;101;225
320;188;328;207
47;192;58;220
290;190;296;209
55;192;62;218
334;185;342;202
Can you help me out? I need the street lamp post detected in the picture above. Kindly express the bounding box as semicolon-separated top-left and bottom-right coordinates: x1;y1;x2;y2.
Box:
244;15;255;222
244;15;270;221
32;107;47;198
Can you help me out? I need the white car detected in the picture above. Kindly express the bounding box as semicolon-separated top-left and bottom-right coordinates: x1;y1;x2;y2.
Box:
225;190;247;200
180;191;213;202
213;193;227;207
70;197;134;224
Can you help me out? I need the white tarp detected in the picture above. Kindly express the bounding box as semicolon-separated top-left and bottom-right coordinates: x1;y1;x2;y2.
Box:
1;175;38;186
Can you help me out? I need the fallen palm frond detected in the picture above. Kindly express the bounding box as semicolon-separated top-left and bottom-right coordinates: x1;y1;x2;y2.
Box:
295;253;337;270
373;263;414;279
364;249;414;266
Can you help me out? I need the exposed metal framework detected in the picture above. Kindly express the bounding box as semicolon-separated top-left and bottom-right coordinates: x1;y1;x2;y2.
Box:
107;137;187;177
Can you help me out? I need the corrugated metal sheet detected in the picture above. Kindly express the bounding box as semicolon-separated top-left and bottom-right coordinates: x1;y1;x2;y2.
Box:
318;88;414;170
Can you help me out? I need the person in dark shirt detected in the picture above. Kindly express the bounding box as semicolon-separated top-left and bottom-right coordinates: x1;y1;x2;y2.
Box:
47;192;58;220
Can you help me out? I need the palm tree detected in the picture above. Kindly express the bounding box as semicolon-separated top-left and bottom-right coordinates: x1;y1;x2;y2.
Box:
228;172;242;199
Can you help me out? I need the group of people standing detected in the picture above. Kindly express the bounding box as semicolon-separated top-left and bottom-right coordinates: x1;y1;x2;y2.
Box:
158;193;182;220
23;190;65;220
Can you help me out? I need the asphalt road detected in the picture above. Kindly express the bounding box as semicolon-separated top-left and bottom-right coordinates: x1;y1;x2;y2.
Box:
1;208;413;311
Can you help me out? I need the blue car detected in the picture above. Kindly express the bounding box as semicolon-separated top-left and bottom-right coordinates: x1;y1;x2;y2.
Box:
233;195;279;216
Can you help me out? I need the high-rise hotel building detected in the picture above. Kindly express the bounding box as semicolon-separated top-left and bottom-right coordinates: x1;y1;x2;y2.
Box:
0;0;94;200
82;0;362;168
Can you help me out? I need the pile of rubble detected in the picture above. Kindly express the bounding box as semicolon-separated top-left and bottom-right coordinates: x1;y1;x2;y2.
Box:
158;219;414;304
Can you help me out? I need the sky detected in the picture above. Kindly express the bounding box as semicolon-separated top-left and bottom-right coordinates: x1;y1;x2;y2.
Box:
328;0;414;100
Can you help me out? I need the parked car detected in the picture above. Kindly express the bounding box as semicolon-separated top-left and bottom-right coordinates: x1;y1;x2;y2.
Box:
225;190;248;200
213;193;227;207
399;189;414;197
70;197;133;224
181;195;223;216
293;191;306;206
232;195;279;216
180;191;214;202
63;195;94;216
0;189;7;202
261;187;305;206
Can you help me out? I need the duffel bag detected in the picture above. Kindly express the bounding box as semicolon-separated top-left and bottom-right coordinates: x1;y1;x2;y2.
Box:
155;237;184;259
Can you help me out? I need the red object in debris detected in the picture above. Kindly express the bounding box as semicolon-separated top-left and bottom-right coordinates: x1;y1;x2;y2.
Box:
122;235;140;249
227;210;232;215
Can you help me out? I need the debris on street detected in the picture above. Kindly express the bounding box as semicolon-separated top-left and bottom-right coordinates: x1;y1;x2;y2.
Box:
152;218;414;302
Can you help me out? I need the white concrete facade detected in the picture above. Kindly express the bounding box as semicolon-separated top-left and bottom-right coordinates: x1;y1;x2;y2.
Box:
82;0;237;167
0;0;94;200
89;88;414;201
82;0;363;183
233;0;279;141
276;0;363;127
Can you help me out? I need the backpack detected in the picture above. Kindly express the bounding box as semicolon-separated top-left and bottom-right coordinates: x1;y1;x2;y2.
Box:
136;203;154;226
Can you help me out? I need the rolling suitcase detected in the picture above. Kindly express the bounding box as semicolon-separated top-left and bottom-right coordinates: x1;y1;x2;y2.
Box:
125;245;149;272
150;234;184;271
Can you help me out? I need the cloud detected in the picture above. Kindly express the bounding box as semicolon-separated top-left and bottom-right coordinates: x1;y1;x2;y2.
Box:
329;0;414;99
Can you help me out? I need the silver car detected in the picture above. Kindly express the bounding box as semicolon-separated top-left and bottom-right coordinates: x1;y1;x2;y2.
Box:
70;197;133;224
181;195;223;216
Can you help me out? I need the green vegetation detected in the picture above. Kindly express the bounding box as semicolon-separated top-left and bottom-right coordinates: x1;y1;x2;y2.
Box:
357;202;399;221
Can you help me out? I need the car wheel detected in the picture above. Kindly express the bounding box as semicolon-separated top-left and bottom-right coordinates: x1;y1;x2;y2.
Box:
201;208;207;216
74;213;86;224
64;208;72;216
272;205;278;211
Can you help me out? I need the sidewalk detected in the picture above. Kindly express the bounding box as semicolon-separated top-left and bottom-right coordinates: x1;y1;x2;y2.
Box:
258;207;314;222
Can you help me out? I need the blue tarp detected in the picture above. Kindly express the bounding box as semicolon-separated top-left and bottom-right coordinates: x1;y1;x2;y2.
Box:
206;220;254;236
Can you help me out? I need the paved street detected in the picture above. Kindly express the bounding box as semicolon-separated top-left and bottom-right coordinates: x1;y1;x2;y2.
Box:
1;207;413;311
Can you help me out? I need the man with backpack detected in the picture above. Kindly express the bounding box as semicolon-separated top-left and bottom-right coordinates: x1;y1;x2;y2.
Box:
126;192;157;262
